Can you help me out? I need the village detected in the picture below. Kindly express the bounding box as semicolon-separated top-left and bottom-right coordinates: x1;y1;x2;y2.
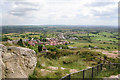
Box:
5;31;107;51
7;37;69;47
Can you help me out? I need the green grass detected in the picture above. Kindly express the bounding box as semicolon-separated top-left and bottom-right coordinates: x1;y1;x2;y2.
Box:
30;49;116;79
54;55;87;69
95;65;120;78
37;54;87;70
2;28;119;79
89;32;118;42
2;32;57;40
73;34;87;36
68;41;118;51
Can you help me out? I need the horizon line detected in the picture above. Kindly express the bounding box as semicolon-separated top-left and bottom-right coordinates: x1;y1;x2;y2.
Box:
1;24;118;27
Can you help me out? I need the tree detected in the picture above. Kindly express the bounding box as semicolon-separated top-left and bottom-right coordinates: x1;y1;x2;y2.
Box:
34;37;38;40
43;38;47;42
65;43;68;45
28;37;32;40
2;36;12;41
103;42;106;44
88;45;92;48
20;35;25;38
40;36;43;41
17;39;24;47
38;45;43;52
24;42;30;46
2;37;9;41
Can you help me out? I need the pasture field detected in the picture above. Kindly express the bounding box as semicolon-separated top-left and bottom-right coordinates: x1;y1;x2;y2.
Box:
69;42;118;51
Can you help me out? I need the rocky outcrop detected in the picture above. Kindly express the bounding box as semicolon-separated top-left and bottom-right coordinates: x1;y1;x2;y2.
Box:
0;44;37;79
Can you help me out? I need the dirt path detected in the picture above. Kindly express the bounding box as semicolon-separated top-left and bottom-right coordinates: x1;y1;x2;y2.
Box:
39;66;79;76
94;49;119;58
103;74;120;80
47;66;78;73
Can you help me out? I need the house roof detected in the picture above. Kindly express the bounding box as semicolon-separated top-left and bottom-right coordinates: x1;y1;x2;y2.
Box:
43;47;47;49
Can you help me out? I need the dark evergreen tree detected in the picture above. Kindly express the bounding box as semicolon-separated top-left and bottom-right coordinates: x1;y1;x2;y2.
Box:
17;39;24;47
28;37;32;40
38;45;43;52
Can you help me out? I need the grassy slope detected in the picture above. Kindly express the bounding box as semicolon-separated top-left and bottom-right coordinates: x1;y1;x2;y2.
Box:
29;49;120;79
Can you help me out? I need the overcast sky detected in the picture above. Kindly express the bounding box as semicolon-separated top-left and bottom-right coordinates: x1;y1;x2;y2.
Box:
0;0;119;26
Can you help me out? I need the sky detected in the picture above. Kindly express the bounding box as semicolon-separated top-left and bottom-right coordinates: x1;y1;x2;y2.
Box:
0;0;119;26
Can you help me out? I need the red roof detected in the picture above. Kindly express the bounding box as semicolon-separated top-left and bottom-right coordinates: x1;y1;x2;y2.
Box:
43;47;47;50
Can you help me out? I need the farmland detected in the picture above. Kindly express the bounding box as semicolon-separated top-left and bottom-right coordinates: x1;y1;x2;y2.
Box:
1;25;119;79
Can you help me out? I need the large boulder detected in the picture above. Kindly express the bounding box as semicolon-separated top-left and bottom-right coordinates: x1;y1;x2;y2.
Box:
0;44;37;79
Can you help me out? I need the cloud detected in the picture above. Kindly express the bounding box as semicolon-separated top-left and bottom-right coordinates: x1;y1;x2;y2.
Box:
15;1;39;6
8;1;40;16
1;0;119;25
87;2;116;7
9;7;39;16
91;8;117;17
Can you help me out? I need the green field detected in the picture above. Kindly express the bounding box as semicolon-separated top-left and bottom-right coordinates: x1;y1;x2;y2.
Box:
2;26;119;79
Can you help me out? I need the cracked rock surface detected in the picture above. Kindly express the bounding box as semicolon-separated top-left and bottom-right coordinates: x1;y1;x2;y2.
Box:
0;44;37;79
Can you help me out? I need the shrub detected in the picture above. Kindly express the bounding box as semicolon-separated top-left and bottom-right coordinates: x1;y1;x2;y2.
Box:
28;45;38;53
46;45;58;52
56;45;68;49
46;51;57;59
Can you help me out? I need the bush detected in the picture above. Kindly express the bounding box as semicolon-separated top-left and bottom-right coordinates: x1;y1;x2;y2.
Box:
45;50;73;59
46;45;58;52
78;50;102;62
56;50;73;57
88;45;94;48
46;51;57;59
56;45;68;49
27;45;38;53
